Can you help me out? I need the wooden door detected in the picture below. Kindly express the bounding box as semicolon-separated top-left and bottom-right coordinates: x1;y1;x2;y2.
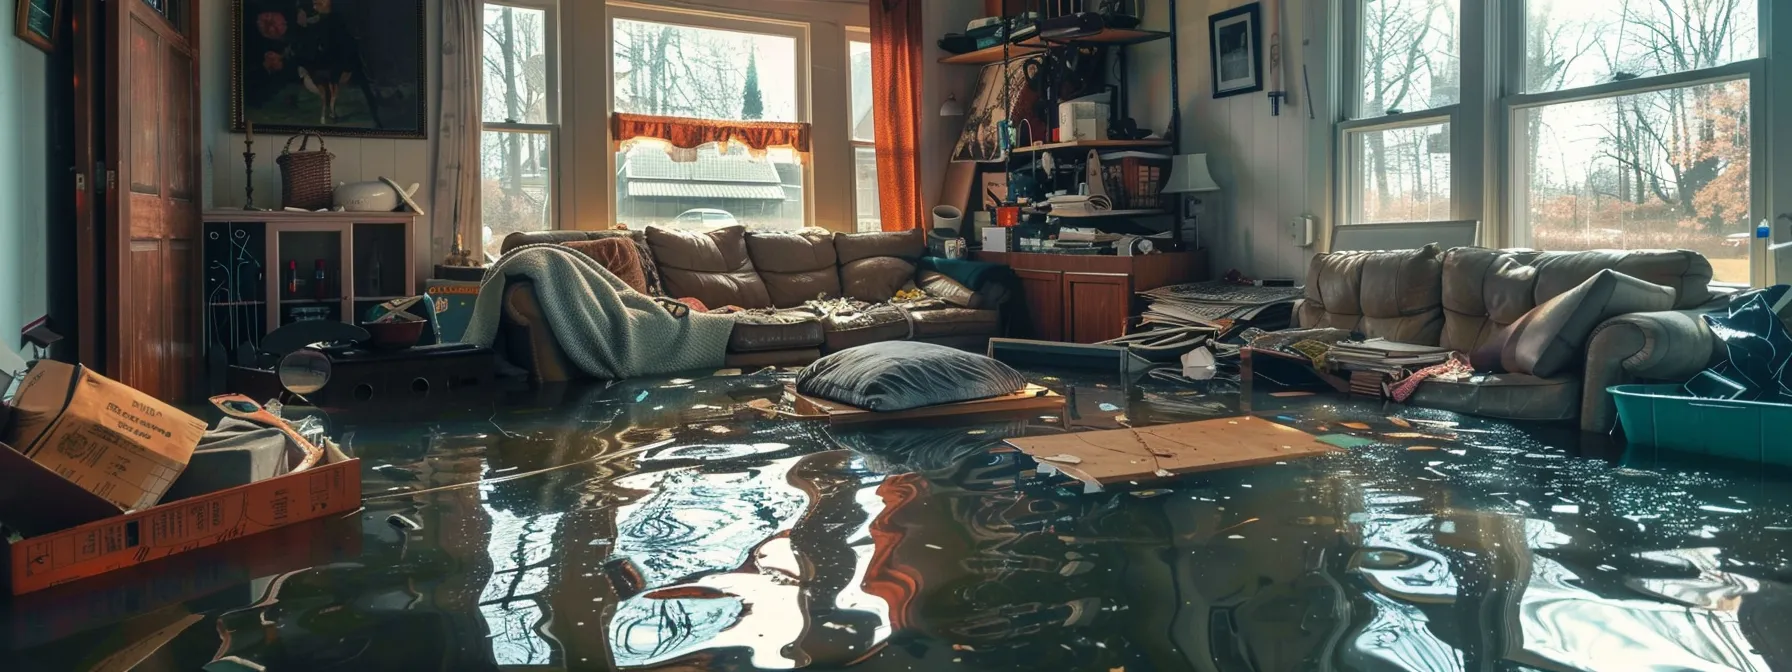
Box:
1063;272;1130;344
103;0;200;400
1013;269;1064;341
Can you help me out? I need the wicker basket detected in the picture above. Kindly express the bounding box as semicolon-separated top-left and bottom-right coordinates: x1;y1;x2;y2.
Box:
1099;152;1171;210
276;133;335;210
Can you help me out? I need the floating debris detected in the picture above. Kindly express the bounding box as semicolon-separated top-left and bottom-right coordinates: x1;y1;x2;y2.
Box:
820;622;859;634
1039;454;1084;464
744;398;779;418
1269;391;1315;398
635;391;650;402
1060;561;1095;577
1388;416;1414;428
670;378;694;385
1153;469;1175;478
1098;403;1121;412
925;544;944;550
714;368;743;376
386;514;422;531
1407;446;1439;451
1340;422;1372;431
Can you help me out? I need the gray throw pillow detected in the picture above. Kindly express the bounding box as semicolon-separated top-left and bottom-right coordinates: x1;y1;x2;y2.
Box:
796;341;1029;412
1501;269;1677;377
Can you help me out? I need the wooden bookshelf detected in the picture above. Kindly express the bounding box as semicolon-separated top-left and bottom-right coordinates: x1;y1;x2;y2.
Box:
1010;139;1173;154
939;43;1046;65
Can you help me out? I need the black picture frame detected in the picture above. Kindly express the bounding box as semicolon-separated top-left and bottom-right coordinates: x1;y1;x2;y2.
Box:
13;0;60;53
1209;3;1262;99
231;0;428;139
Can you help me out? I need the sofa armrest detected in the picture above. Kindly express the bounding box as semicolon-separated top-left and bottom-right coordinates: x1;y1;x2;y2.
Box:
918;270;1008;310
1580;308;1723;433
502;280;578;384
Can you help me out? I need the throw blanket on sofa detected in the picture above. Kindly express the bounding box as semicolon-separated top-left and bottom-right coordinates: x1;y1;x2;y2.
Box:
463;244;737;379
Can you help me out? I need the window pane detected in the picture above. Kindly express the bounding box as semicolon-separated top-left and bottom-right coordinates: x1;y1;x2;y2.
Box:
1352;122;1453;223
615;143;805;232
611;18;798;122
1521;81;1750;284
1524;0;1757;93
849;41;874;143
1358;0;1460;117
483;5;551;124
854;146;880;232
481;130;553;259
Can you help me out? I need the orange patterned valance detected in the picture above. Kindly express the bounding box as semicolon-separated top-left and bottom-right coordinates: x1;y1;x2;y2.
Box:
611;113;811;162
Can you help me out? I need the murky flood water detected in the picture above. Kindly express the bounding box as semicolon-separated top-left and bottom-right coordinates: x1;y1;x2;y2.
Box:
6;367;1790;671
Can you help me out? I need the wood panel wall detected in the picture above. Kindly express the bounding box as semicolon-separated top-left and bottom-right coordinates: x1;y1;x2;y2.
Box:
1130;0;1333;282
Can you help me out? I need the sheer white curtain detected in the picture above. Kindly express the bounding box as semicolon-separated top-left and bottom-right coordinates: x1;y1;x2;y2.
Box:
432;0;482;262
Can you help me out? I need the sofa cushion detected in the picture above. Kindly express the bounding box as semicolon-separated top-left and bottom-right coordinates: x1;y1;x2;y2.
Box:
1406;372;1582;422
645;225;773;309
796;340;1029;412
560;239;649;295
835;229;923;303
746;230;843;307
822;305;912;352
1440;248;1712;355
841;258;917;303
1502;269;1678;377
835;228;924;264
1295;244;1445;345
729;309;826;353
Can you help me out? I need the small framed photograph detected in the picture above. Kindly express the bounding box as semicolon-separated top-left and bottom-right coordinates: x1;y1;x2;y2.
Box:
1209;3;1262;99
14;0;61;53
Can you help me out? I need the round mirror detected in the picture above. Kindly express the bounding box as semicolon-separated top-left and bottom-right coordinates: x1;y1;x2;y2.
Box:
278;348;332;395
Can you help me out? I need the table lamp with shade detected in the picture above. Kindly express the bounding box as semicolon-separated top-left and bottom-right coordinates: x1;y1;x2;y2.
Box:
1161;154;1221;251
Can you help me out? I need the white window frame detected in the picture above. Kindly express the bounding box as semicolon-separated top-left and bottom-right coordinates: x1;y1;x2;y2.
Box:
602;2;817;231
479;0;562;246
1335;0;1778;285
847;28;877;233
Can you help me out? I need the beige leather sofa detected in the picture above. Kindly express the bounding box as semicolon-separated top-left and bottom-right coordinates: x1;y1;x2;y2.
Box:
1295;245;1724;432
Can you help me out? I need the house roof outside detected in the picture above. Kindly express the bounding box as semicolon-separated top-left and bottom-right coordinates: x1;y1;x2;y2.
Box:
620;143;793;202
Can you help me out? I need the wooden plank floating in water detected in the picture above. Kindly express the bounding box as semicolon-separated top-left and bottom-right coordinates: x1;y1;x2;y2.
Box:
784;384;1065;426
1005;416;1336;492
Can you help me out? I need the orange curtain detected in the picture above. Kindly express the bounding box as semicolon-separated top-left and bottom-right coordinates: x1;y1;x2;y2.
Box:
871;0;925;232
611;113;811;162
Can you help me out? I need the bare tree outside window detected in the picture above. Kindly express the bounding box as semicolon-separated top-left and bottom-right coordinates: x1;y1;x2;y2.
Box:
1521;0;1757;283
481;4;554;259
1354;0;1459;222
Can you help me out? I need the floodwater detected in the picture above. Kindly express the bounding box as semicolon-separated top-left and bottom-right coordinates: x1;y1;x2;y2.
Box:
5;366;1790;671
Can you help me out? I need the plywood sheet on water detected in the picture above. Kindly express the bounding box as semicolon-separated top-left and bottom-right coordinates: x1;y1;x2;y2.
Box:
1005;416;1335;491
785;384;1064;426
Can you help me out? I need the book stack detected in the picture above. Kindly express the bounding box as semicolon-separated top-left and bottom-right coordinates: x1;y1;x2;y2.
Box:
1349;370;1388;398
1327;339;1453;375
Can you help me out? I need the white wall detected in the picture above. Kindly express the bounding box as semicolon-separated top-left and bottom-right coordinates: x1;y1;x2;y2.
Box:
200;1;441;268
920;0;983;212
0;8;50;357
1133;0;1332;281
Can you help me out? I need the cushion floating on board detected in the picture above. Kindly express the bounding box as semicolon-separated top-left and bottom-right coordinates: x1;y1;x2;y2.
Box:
796;341;1029;412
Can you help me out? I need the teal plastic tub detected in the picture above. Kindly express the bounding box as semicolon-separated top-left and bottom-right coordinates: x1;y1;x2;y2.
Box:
1608;384;1792;466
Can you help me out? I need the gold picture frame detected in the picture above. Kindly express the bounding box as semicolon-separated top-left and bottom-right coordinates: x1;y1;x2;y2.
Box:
13;0;61;53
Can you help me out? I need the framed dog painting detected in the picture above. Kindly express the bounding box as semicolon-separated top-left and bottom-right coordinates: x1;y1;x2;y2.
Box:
232;0;427;138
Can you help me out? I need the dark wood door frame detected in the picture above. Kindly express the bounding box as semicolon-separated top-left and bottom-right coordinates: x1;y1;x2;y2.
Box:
73;0;202;401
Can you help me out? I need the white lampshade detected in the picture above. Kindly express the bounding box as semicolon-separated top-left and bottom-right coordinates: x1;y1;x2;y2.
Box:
1161;154;1221;194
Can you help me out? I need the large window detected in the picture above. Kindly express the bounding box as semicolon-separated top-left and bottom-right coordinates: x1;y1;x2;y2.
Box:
849;36;880;233
609;10;809;232
1339;0;1765;284
480;1;559;259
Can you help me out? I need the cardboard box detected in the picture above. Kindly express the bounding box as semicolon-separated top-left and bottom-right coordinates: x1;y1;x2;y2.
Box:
8;362;208;513
1059;100;1111;142
426;279;481;343
4;444;362;595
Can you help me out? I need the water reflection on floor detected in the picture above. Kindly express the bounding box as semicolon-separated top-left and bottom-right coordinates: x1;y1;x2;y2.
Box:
7;366;1792;671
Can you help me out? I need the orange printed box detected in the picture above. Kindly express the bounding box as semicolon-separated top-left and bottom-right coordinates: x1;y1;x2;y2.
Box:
4;454;362;595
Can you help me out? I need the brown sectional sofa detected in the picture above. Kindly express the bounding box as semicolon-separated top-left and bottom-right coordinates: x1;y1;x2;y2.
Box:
1296;245;1725;432
498;226;1009;383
